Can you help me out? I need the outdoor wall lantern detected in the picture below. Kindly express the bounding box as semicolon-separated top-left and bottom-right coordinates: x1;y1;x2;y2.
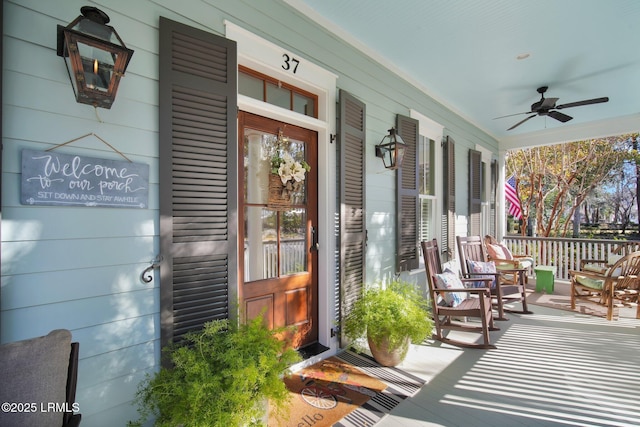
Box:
57;6;134;109
375;128;407;170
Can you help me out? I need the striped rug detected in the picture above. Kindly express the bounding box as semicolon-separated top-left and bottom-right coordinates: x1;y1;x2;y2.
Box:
333;350;426;427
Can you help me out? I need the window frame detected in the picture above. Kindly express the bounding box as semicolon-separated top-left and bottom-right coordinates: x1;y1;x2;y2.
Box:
238;65;318;118
419;135;437;244
409;110;444;270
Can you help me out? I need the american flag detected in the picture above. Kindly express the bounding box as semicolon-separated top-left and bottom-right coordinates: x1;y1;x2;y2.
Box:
505;175;522;220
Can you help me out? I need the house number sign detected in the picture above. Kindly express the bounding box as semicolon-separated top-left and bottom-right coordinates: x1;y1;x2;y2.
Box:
282;53;301;74
21;149;149;209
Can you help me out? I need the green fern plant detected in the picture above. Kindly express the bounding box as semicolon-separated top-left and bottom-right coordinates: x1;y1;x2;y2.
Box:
129;315;301;427
343;280;432;362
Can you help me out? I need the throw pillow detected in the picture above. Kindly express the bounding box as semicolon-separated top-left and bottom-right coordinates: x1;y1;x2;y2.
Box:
434;268;467;307
498;243;514;260
467;260;497;288
607;253;624;266
486;243;507;260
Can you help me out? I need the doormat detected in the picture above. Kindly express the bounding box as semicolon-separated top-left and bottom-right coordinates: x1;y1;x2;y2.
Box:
269;356;386;427
332;351;426;427
269;351;426;427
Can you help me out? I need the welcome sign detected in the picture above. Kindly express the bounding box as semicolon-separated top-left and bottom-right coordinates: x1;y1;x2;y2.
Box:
21;149;149;209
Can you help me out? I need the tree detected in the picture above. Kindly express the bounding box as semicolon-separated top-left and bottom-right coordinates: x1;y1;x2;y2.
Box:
631;135;640;233
605;163;638;233
583;187;611;225
507;134;638;237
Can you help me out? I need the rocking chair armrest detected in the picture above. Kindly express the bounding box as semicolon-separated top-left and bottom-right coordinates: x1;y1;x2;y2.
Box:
460;273;499;289
569;269;609;280
436;288;469;293
464;273;500;278
494;267;526;275
465;287;492;297
491;259;520;268
436;286;490;295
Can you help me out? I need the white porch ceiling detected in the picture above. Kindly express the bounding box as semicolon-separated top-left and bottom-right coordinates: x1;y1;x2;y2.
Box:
286;0;640;149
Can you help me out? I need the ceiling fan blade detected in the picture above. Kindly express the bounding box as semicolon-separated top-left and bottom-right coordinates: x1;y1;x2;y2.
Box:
538;97;558;110
507;114;536;130
493;111;532;120
548;110;573;123
555;97;609;110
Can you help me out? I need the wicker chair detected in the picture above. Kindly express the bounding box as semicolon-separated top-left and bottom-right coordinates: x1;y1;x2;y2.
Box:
569;251;640;320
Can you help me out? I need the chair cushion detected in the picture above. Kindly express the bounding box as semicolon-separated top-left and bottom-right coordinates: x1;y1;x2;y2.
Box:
434;268;467;307
583;263;608;274
516;257;534;269
582;263;622;277
575;275;604;290
0;329;71;427
467;260;497;288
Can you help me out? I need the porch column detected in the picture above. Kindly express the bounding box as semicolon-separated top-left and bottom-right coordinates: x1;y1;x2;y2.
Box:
497;149;507;240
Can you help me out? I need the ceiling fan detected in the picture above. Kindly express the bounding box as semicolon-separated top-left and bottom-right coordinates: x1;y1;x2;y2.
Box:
496;86;609;131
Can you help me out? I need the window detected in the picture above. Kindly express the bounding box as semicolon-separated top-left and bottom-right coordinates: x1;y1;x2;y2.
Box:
409;110;444;265
419;135;436;242
238;66;317;118
471;150;504;238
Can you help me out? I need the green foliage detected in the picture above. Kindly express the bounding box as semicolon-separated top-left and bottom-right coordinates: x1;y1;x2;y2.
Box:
129;316;301;427
507;133;639;237
343;281;433;355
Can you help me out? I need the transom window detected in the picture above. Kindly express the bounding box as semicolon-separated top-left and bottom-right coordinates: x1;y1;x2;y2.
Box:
238;66;317;118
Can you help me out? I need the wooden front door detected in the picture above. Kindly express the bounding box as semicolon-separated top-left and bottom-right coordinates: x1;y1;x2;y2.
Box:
238;112;318;349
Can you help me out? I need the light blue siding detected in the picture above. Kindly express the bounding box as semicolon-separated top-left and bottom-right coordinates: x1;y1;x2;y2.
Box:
2;0;499;424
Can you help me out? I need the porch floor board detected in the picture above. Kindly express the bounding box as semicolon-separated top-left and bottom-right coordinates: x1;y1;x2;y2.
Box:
366;278;640;427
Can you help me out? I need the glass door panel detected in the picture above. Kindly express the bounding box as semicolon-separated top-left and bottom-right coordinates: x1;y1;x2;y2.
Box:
243;129;309;281
280;208;307;276
244;206;277;281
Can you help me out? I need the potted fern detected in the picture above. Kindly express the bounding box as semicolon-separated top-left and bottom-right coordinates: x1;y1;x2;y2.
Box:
129;315;301;427
343;280;432;366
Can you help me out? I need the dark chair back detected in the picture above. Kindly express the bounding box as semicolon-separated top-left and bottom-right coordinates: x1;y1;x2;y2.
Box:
456;235;487;278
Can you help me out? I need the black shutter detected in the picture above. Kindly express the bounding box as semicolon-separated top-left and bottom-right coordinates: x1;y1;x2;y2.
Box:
396;115;420;271
159;17;238;347
469;149;482;236
338;90;366;342
490;159;497;237
442;136;456;261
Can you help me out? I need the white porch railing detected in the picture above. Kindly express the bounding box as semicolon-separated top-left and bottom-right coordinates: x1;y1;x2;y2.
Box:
248;236;640;282
244;238;306;279
502;236;640;280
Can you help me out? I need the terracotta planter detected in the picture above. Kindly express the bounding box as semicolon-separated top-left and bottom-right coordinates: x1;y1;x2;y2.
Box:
367;334;410;367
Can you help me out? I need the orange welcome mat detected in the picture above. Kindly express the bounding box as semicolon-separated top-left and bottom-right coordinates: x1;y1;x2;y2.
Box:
269;351;425;427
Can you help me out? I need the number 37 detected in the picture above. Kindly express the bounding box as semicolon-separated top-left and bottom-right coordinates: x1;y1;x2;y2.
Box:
282;54;300;74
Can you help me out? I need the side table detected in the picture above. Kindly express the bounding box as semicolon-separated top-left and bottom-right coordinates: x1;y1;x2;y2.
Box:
534;265;557;293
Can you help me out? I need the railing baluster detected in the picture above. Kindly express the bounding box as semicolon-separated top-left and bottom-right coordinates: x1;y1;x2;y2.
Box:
503;236;635;281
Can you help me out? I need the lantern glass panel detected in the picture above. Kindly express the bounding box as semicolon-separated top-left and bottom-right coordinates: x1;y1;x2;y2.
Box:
77;41;115;92
395;144;406;167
